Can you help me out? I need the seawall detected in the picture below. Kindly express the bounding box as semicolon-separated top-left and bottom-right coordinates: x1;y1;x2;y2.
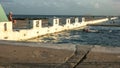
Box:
0;17;118;41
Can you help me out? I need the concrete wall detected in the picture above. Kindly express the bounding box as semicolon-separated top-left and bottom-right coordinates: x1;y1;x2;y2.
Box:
0;17;118;41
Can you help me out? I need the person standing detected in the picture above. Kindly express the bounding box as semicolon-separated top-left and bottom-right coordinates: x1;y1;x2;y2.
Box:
8;12;16;24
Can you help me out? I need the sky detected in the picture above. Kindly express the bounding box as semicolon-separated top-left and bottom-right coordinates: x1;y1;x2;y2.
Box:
0;0;120;15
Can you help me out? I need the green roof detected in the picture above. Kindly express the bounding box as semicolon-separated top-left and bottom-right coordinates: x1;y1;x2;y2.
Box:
0;4;8;22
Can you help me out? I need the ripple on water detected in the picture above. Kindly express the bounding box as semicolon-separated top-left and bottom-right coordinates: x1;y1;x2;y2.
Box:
28;23;120;47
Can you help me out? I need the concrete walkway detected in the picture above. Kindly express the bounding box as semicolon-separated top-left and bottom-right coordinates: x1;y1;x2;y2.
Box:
0;41;120;68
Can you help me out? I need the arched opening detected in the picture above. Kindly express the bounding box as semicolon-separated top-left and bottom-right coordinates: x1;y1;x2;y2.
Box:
68;20;70;24
4;23;7;31
55;19;57;24
36;21;39;27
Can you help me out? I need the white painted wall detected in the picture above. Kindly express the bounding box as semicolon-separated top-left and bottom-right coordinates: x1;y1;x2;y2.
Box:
0;17;117;41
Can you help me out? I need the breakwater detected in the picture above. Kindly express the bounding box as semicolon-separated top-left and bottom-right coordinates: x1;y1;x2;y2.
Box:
0;17;117;41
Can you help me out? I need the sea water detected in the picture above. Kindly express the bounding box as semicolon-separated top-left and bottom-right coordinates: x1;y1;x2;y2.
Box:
15;15;120;47
28;19;120;47
35;26;120;46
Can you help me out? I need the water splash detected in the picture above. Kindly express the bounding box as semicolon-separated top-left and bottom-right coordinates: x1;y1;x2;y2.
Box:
28;19;120;47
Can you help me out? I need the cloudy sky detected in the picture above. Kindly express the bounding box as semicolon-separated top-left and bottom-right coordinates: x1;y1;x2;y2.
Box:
0;0;120;15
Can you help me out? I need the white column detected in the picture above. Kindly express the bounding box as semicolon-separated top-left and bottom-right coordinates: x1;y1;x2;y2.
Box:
53;18;59;26
75;18;79;23
82;17;85;23
32;20;42;29
66;18;71;25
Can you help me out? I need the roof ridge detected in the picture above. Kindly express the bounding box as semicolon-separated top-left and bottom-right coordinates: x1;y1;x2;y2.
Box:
0;4;8;22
